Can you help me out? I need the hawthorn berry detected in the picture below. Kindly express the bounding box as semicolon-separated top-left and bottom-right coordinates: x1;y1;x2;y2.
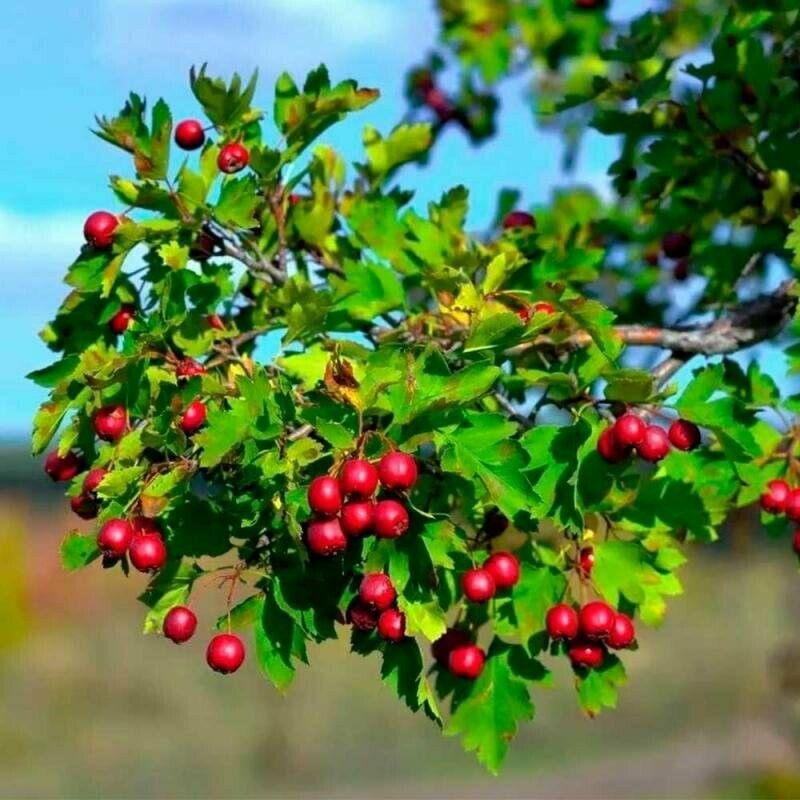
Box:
346;598;379;630
568;639;606;669
131;515;160;535
377;451;418;491
483;508;509;538
636;425;670;462
163;606;198;644
661;232;692;259
373;499;410;538
70;493;98;520
517;306;531;324
760;479;790;514
421;86;454;120
97;518;133;559
93;404;127;442
83;211;118;249
174;119;205;150
786;489;800;522
340;500;375;537
359;573;396;611
533;301;556;315
545;603;579;640
306;517;347;556
207;313;225;331
128;533;167;573
668;419;701;451
206;633;246;674
673;259;690;282
190;229;219;261
502;210;536;230
83;467;108;495
461;567;496;603
432;628;471;666
449;644;486;680
109;305;135;335
180;400;207;434
308;475;343;516
579;601;615;639
607;613;636;650
483;551;520;590
44;450;83;482
579;546;595;576
339;458;379;498
176;358;206;379
377;609;406;642
614;413;646;447
217;142;249;174
597;426;630;463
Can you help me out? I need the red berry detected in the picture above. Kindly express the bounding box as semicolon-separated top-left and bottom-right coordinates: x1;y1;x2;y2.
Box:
431;628;471;666
346;598;379;630
614;413;646;447
176;358;206;379
579;601;615;639
83;211;118;249
793;529;800;557
307;475;342;516
636;425;670;462
109;305;135;335
163;606;198;643
174;119;205;150
568;639;606;669
128;533;167;573
340;500;375;537
306;517;347;557
359;573;396;611
339;459;379;498
93;404;127;442
180;399;207;434
70;493;98;520
206;633;245;674
190;230;218;261
422;86;454;119
97;518;133;558
461;567;496;603
760;479;790;514
207;313;225;331
449;644;486;680
673;259;690;282
131;515;161;536
377;608;406;642
532;301;556;315
483;551;520;590
44;450;83;482
786;489;800;522
668;419;701;451
483;508;509;538
373;499;410;538
517;306;531;323
502;210;536;230
661;232;692;259
607;613;636;650
545;603;579;640
597;426;630;463
83;467;108;495
579;546;595;576
217;142;249;174
377;451;418;491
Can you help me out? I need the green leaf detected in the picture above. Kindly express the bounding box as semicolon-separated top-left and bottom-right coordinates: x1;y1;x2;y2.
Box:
576;655;627;716
139;561;202;634
254;588;308;693
190;65;259;127
604;368;655;403
60;531;100;571
26;356;79;388
397;597;447;642
360;123;432;185
380;638;441;724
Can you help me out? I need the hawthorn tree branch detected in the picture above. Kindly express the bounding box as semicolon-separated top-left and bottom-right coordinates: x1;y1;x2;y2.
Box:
210;223;287;283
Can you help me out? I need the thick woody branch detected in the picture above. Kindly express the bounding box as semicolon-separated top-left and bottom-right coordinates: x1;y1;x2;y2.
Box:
210;222;287;284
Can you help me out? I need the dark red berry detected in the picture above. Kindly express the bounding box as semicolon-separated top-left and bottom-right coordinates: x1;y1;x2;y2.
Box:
83;211;118;249
786;489;800;522
432;628;471;666
308;476;342;516
579;546;595;576
180;400;207;434
70;493;98;520
760;479;790;514
83;468;108;495
373;499;410;538
483;508;509;538
668;419;701;451
109;305;135;335
377;451;418;492
93;404;127;442
597;427;630;463
207;313;225;331
128;533;167;573
359;573;396;611
661;232;692;259
206;633;245;674
614;413;646;447
483;551;520;590
377;609;406;642
44;450;83;482
131;515;161;536
176;358;206;379
793;529;800;557
163;606;198;643
174;119;206;150
517;306;531;323
568;639;606;669
340;500;375;537
97;518;133;558
502;210;536;230
607;613;636;650
339;459;379;498
346;598;379;631
579;601;615;639
449;644;486;680
461;567;496;603
306;517;347;556
532;301;556;315
636;425;670;462
545;603;579;640
217;142;249;174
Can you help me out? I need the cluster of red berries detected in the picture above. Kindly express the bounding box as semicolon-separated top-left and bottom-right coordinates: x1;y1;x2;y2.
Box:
598;412;701;464
431;628;486;680
545;600;636;669
162;605;247;675
759;479;800;557
461;551;521;604
304;451;418;557
346;573;406;642
97;515;168;571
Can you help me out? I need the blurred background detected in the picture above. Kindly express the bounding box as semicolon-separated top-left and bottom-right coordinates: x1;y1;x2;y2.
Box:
2;1;800;798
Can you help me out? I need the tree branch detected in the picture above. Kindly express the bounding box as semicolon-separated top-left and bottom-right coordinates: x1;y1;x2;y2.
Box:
210;222;287;284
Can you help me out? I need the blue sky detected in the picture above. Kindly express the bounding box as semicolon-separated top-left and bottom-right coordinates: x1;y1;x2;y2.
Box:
1;0;623;439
